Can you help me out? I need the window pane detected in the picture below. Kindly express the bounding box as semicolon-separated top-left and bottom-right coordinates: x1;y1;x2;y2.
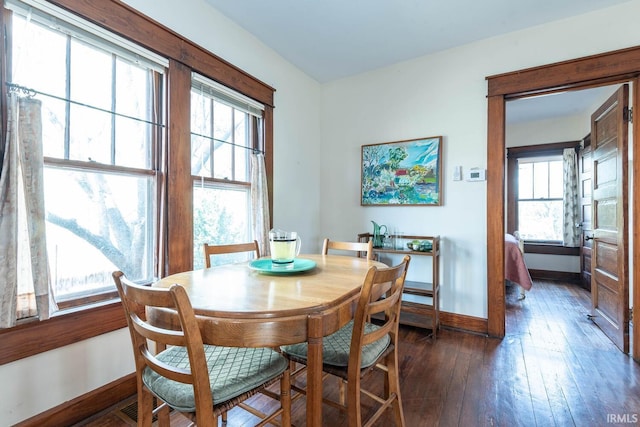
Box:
114;59;153;168
115;116;152;168
213;101;233;180
214;140;233;180
193;186;250;269
549;160;563;198
12;17;67;98
518;200;563;241
533;162;549;199
191;92;212;136
213;101;233;142
191;135;211;177
234;113;249;182
45;168;156;300
115;59;149;120
41;98;67;159
191;92;212;177
518;162;533;199
70;39;112;110
69;104;112;163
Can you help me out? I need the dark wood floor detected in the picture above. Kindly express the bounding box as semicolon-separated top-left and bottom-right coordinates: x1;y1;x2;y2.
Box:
76;280;640;426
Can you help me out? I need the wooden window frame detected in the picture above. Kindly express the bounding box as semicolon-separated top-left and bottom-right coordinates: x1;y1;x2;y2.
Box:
0;0;274;365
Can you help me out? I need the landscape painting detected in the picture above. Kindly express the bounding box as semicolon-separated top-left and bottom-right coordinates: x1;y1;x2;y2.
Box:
361;136;443;206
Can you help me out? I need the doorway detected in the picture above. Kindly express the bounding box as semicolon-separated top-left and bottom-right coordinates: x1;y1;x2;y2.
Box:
485;46;640;362
505;83;631;352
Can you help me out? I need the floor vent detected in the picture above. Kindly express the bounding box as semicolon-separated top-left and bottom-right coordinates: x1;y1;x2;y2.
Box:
119;398;171;423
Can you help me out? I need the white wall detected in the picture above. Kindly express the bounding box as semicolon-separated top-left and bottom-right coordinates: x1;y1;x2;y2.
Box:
0;329;133;424
5;0;640;424
507;114;588;147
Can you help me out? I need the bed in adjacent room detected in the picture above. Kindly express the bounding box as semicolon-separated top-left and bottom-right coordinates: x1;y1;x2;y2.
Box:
505;233;533;299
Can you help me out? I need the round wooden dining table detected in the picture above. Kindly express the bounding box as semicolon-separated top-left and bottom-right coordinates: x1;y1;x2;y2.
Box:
148;253;386;427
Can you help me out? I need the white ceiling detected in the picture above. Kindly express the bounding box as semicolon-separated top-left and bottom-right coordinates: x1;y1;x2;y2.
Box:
203;0;630;123
506;85;621;124
204;0;630;83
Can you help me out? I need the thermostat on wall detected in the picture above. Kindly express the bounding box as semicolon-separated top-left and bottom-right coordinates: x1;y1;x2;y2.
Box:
466;168;486;181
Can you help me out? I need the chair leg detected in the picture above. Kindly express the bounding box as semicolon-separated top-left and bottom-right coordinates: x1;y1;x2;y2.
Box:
137;386;155;427
338;378;347;406
347;377;363;427
281;368;292;427
386;353;406;427
155;402;171;427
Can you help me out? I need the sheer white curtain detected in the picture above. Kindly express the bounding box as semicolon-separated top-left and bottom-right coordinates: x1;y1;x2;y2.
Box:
251;152;270;256
562;147;580;247
0;93;56;328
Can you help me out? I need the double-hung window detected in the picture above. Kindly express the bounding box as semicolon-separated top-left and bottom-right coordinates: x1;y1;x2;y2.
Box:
517;156;563;242
1;0;274;365
190;73;264;268
7;0;166;310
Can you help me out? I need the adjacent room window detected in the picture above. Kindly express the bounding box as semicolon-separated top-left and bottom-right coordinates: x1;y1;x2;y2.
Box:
7;2;166;310
517;156;563;242
190;74;264;268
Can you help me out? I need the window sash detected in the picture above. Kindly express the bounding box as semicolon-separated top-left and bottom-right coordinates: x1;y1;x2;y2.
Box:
9;13;165;170
5;0;168;71
517;158;562;201
190;91;259;182
517;200;563;242
192;72;263;117
192;179;252;270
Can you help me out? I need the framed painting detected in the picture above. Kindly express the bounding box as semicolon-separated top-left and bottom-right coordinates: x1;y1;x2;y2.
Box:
361;136;443;206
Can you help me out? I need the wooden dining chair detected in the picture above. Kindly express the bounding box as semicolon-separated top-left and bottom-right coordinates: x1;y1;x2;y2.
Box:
281;255;411;427
112;271;291;427
203;240;260;268
322;238;374;260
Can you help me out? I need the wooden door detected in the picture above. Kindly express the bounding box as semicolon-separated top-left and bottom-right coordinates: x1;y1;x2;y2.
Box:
578;138;592;291
590;84;630;353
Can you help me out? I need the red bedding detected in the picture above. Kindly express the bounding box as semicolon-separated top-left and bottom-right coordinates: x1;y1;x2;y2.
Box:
505;233;533;291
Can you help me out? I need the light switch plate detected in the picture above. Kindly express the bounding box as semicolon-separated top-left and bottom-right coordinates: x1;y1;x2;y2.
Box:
453;165;462;181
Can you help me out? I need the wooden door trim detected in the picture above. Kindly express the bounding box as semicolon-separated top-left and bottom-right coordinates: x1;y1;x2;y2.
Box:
486;45;640;362
487;46;640;98
633;76;640;361
487;94;506;337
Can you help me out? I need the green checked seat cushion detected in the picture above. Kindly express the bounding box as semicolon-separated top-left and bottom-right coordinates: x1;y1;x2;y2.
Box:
282;320;390;368
142;346;288;412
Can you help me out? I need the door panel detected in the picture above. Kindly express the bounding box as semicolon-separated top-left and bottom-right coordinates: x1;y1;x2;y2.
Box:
590;84;629;353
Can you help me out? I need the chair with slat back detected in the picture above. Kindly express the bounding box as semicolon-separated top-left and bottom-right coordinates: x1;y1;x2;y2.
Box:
322;238;374;260
113;271;291;427
203;240;260;268
281;255;411;427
